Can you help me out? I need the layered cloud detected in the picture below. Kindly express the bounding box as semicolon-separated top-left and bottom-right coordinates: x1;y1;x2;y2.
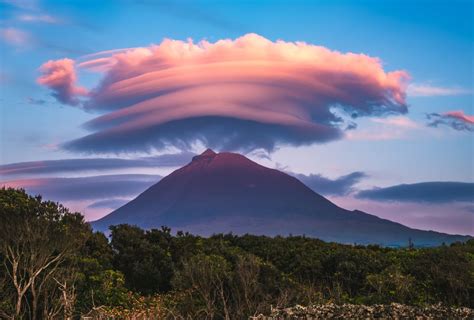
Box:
290;171;367;196
0;152;194;177
1;174;160;201
38;34;409;153
426;110;474;132
37;58;88;105
331;195;474;236
1;174;161;221
356;182;474;203
87;198;129;210
339;181;474;235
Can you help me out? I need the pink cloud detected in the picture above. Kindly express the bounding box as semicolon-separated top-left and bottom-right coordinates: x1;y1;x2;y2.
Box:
0;174;159;201
39;34;410;153
427;110;474;132
407;84;471;96
444;110;474;124
0;27;30;47
0;174;160;220
1;178;46;189
346;116;422;141
37;58;88;105
371;116;420;128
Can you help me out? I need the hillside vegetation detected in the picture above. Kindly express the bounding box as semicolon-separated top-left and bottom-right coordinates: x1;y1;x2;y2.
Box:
1;188;473;319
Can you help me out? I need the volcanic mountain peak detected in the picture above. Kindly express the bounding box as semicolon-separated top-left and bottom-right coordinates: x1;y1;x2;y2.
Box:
93;150;470;246
188;149;259;171
192;148;217;161
201;148;217;157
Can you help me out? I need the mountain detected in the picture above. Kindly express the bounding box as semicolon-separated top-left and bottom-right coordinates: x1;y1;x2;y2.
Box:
92;149;470;246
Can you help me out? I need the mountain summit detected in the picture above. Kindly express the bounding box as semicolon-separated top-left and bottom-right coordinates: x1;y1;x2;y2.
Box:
93;150;469;246
194;148;217;159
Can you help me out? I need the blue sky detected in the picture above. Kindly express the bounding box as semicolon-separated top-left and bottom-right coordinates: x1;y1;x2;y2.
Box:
0;0;472;234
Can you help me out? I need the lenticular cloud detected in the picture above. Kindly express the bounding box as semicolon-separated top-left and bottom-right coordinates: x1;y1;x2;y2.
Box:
37;58;88;105
38;33;410;153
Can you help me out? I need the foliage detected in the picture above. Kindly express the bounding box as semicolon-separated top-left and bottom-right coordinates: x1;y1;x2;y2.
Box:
1;188;473;319
0;188;90;319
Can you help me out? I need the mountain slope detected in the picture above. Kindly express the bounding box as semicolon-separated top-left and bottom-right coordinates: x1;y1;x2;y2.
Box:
92;149;470;246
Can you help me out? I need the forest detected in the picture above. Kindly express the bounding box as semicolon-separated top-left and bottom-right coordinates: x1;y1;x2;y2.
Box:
1;188;473;319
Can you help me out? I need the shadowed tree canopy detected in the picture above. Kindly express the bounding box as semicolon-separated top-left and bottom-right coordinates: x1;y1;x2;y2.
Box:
0;188;91;319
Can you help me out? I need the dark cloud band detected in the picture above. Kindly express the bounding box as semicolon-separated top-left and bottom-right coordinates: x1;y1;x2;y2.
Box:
64;116;342;154
0;152;194;177
356;182;474;203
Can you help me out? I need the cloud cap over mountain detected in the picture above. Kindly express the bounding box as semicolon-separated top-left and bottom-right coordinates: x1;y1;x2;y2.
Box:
38;34;409;154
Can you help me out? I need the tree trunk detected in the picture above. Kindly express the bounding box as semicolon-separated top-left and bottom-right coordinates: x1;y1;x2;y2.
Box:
219;282;230;320
15;294;22;319
31;279;38;320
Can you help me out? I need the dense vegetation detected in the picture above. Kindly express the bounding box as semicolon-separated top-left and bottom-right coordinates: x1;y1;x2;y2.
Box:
1;188;473;319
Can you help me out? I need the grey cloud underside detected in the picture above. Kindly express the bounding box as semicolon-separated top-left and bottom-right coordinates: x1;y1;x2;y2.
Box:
63;116;343;154
87;198;130;209
0;152;194;177
73;84;407;154
356;182;474;203
289;171;367;196
426;113;474;132
6;174;161;201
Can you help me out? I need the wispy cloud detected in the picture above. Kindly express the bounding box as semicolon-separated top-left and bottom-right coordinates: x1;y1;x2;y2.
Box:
26;97;47;105
289;171;367;196
87;198;129;210
408;83;471;97
0;29;86;54
18;13;60;24
346;116;422;141
1;174;161;220
0;27;30;47
0;152;194;177
0;174;160;201
371;116;420;128
426;110;474;132
0;0;37;10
